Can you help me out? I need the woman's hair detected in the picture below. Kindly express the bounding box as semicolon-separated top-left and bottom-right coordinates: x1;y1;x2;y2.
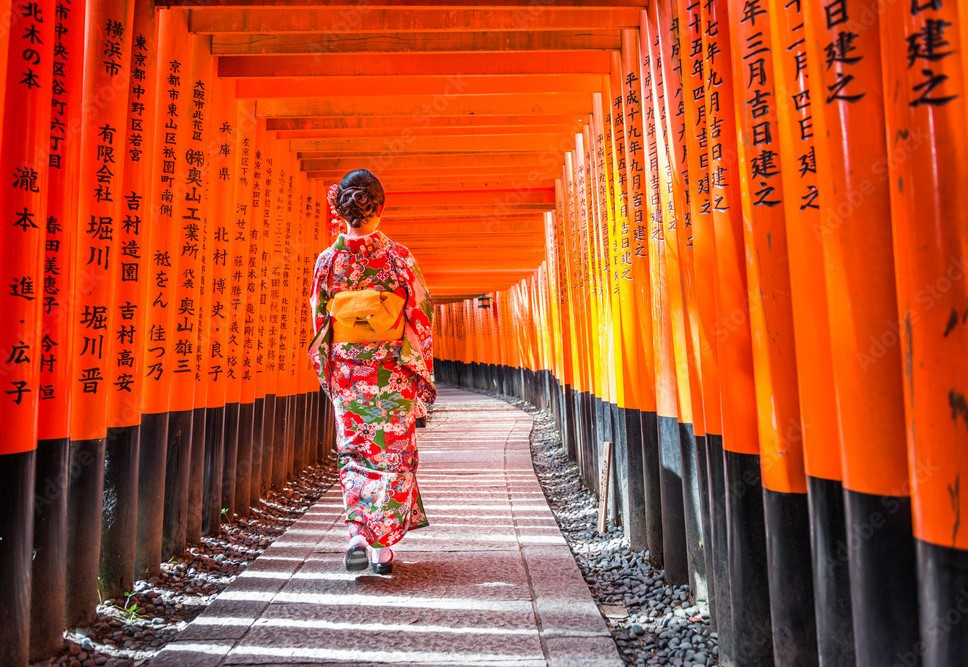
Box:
334;169;385;228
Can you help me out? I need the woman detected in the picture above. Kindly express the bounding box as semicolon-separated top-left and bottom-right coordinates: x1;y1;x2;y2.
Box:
308;169;435;575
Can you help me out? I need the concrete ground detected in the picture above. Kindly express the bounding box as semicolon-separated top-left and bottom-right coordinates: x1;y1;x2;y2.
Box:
152;387;622;666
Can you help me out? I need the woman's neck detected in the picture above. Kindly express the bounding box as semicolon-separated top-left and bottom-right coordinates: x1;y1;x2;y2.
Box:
344;218;380;237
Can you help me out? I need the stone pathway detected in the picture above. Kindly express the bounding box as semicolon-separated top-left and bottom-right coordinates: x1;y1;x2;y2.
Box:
152;387;622;666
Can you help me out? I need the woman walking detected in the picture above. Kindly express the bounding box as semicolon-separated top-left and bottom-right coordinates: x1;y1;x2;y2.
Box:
308;169;435;574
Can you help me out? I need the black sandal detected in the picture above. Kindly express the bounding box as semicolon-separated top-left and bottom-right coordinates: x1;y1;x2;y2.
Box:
344;544;368;572
370;549;394;575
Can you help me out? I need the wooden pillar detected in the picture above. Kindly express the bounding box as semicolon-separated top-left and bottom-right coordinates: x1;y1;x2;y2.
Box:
210;78;236;528
101;0;157;601
699;0;773;662
880;3;968;664
230;99;256;517
158;8;194;561
674;0;732;650
0;0;54;659
767;0;855;662
249;119;269;501
726;0;818;662
67;0;134;626
32;0;81;656
804;1;920;661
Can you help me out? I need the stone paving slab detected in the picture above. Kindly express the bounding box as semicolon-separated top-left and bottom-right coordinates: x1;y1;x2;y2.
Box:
152;387;621;666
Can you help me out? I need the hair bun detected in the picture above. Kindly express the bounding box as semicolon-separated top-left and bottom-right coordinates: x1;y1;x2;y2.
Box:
334;170;386;229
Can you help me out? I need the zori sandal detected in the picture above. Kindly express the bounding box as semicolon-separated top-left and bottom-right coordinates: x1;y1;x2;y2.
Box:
344;537;369;572
370;548;394;575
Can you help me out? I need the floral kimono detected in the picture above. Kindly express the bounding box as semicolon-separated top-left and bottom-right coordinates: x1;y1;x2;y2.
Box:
308;230;435;548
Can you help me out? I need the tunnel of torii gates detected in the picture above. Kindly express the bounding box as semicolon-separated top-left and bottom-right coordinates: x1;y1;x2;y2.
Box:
0;0;965;665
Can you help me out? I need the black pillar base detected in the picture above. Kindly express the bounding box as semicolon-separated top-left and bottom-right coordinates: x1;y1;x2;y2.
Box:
724;450;773;666
640;410;663;568
202;405;225;537
272;395;288;489
186;406;207;545
764;488;818;665
696;434;715;616
100;423;141;599
916;539;968;666
844;488;920;664
707;434;732;658
222;402;241;520
262;394;276;495
2;449;36;665
807;475;855;665
250;397;265;504
679;422;706;602
66;437;106;627
136;412;168;579
657;415;687;586
235;402;254;516
162;408;193;560
31;438;68;661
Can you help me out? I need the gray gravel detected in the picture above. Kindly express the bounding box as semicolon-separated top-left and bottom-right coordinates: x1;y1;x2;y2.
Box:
489;390;719;667
37;460;337;667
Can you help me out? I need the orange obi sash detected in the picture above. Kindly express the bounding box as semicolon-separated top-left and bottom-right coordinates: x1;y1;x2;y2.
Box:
327;289;406;343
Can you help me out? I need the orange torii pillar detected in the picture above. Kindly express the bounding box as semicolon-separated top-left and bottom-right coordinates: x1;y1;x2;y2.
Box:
674;0;732;649
100;0;157;601
244;119;267;503
267;141;289;490
643;9;708;594
67;0;134;627
208;78;237;528
258;140;278;493
618;27;664;565
700;1;774;663
654;4;718;616
192;43;221;541
251;122;271;499
805;1;920;661
129;0;166;584
639;18;690;586
229;99;257;517
727;1;818;662
0;0;54;660
32;0;81;657
769;0;854;662
158;9;195;560
881;3;968;663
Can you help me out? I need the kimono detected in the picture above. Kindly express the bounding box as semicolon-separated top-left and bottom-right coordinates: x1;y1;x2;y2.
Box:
308;230;436;548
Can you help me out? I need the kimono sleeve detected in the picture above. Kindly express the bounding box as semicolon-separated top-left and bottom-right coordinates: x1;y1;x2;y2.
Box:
396;247;436;411
307;249;335;392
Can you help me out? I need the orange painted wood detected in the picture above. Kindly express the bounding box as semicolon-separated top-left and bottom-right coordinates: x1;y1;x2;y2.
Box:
698;0;759;456
639;15;679;424
767;0;841;483
219;52;611;78
881;1;968;548
38;0;84;441
615;36;657;415
300;153;563;171
804;0;908;496
675;0;722;437
108;0;158;428
290;134;581;155
0;0;54;452
270;115;588;132
70;0;135;441
255;93;594;118
726;0;805;494
211;30;620;55
655;8;706;440
277;125;582;140
237;75;601;98
190;7;640;34
142;9;190;415
166;34;209;413
241;117;267;405
205;77;238;409
226;99;256;405
165;0;648;6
